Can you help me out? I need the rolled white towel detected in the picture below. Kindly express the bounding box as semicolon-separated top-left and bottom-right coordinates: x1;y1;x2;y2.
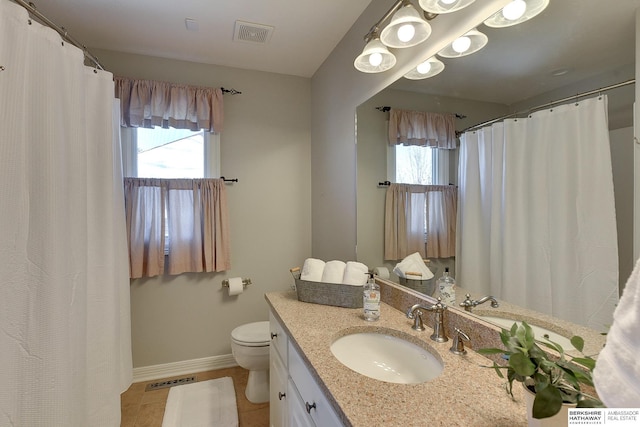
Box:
343;261;369;285
393;252;434;280
301;258;325;282
405;272;424;280
593;257;640;407
321;260;346;284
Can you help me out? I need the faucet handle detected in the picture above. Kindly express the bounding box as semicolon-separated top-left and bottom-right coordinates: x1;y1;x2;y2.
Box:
432;297;447;311
410;309;425;331
449;328;470;355
460;294;474;311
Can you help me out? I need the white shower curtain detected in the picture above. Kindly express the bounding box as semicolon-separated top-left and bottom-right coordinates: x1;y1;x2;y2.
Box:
0;1;132;426
457;96;619;331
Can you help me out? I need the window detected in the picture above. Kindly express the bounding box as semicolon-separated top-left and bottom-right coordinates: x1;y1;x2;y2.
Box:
120;127;230;278
121;127;220;178
384;145;456;260
388;145;450;185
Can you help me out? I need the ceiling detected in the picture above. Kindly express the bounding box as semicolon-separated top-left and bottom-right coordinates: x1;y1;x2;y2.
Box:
24;0;640;105
30;0;372;78
391;0;640;105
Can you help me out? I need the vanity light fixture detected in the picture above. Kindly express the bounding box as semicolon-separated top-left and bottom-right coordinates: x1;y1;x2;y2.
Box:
354;33;397;73
380;0;432;48
418;0;476;14
403;56;445;79
484;0;549;28
437;27;488;58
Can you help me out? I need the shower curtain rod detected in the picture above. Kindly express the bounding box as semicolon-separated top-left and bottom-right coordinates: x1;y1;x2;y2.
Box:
13;0;104;70
463;78;636;133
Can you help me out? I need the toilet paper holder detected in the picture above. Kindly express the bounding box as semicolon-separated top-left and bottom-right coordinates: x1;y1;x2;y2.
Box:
222;278;252;288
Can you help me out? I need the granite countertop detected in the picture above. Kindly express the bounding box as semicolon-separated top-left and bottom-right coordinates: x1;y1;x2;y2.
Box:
266;290;528;427
456;286;606;358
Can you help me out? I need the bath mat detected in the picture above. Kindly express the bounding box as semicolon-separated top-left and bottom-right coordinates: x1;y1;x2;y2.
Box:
162;377;238;427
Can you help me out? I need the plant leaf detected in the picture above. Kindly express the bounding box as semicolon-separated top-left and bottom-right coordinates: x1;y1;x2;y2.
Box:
571;356;596;371
477;348;508;355
572;369;594;387
500;330;511;347
538;339;564;356
509;352;536;377
491;362;506;379
577;397;605;408
533;385;563;419
522;321;536;348
571;336;585;353
510;323;518;336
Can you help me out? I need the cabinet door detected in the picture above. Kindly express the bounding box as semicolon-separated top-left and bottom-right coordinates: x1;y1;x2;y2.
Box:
288;342;344;427
269;312;288;365
287;378;315;427
269;345;288;427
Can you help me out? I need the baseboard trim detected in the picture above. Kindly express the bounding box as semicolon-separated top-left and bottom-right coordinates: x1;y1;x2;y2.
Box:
132;354;238;383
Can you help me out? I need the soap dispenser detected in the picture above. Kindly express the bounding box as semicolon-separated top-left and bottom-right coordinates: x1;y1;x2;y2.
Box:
363;273;380;321
437;267;456;307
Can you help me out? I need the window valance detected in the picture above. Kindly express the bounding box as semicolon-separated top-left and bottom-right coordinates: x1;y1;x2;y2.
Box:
388;108;456;149
115;77;223;133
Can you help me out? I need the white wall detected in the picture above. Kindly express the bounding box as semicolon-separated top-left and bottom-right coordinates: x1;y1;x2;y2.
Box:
94;49;312;368
635;10;640;263
611;126;635;289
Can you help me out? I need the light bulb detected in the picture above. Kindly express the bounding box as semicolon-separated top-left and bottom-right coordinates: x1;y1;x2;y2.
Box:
397;24;416;43
452;36;471;53
416;60;432;74
369;52;383;67
502;0;527;21
440;0;457;4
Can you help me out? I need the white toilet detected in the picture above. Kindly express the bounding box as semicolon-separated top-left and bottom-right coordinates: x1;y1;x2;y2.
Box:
231;321;270;403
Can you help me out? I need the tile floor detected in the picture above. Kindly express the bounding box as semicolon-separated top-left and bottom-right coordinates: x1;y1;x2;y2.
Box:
120;366;269;427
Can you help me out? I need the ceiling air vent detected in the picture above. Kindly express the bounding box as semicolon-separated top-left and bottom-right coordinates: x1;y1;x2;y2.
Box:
233;20;274;44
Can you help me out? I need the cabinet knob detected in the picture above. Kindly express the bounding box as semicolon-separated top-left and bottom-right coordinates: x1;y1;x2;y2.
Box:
305;402;316;414
270;332;278;339
278;392;286;400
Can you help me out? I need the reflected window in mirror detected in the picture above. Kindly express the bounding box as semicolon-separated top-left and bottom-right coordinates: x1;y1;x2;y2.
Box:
388;145;449;185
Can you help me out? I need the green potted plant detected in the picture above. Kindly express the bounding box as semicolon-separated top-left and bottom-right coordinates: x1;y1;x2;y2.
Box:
477;321;603;422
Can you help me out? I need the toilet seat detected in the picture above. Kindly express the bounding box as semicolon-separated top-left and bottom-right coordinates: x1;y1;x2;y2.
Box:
231;321;270;347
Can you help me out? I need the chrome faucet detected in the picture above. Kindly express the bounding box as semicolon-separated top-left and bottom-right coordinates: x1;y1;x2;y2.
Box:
459;293;499;312
406;298;448;342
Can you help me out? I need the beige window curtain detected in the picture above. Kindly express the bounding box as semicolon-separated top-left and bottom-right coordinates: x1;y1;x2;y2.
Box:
385;184;457;260
115;76;223;133
388;108;456;149
124;178;231;279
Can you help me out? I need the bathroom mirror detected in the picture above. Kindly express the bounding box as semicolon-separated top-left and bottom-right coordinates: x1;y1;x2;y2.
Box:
356;0;637;334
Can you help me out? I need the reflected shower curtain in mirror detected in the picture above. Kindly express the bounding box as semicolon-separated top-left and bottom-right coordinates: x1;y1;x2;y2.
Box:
456;96;619;331
0;1;132;425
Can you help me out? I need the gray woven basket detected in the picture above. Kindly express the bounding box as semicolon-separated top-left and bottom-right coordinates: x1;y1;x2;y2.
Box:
398;266;438;297
290;268;363;308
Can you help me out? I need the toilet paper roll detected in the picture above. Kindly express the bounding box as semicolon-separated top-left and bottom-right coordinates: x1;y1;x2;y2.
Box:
373;267;390;279
228;277;244;296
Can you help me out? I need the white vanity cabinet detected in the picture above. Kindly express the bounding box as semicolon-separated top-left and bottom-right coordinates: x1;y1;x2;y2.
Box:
269;310;344;427
269;312;289;427
287;341;343;427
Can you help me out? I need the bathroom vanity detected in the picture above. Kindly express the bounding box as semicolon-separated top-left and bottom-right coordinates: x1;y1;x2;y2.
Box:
266;284;530;427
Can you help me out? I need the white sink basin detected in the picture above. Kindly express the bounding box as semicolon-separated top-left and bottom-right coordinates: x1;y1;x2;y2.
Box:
480;315;575;351
330;332;443;384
